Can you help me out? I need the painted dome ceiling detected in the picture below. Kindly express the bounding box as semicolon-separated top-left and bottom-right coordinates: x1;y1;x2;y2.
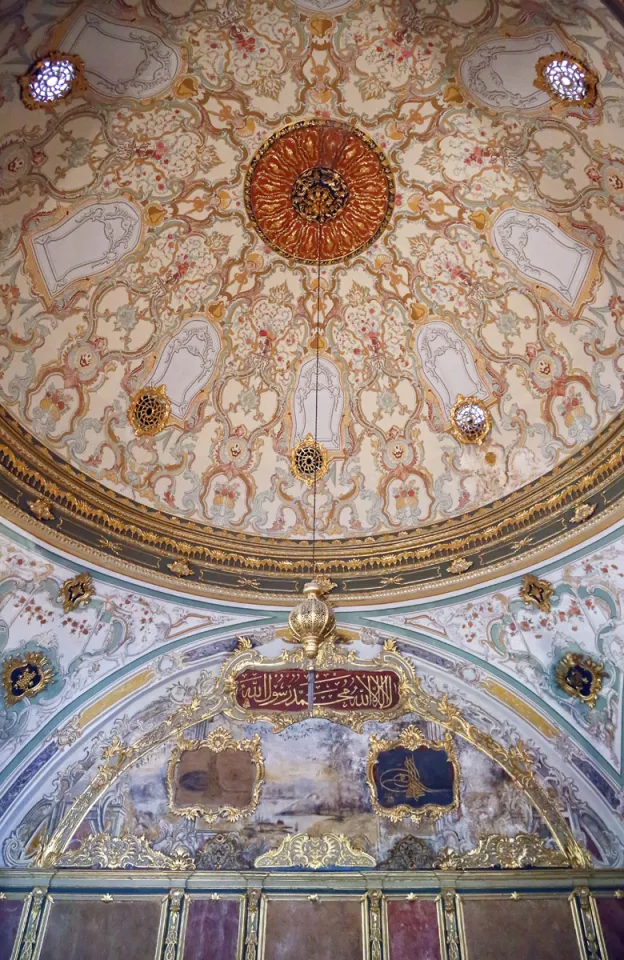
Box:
0;0;624;600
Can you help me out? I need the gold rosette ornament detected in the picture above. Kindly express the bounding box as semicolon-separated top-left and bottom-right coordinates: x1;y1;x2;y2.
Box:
288;580;336;661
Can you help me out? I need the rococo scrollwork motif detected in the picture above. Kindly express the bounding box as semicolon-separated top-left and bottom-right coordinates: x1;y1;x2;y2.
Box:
555;652;606;708
437;834;571;870
254;833;376;869
56;833;195;870
366;725;460;823
166;727;265;823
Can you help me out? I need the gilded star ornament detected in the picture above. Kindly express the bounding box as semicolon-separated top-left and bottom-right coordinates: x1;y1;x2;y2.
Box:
59;572;94;613
520;573;555;614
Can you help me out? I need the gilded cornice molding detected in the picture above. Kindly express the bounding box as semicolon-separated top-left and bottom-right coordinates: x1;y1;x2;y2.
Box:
0;407;623;604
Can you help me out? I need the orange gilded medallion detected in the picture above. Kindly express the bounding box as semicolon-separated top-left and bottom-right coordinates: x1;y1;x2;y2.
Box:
245;120;395;264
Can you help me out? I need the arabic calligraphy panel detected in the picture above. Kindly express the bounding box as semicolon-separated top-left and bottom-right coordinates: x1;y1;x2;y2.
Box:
234;668;309;712
314;669;401;711
367;728;459;823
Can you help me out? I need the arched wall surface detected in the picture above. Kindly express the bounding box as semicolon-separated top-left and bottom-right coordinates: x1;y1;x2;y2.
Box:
0;518;623;869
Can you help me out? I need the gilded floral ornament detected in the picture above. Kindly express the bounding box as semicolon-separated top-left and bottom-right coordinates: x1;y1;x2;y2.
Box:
2;651;54;706
128;385;171;437
535;52;598;107
555;651;605;708
520;573;554;613
168;559;193;577
28;498;54;521
449;396;491;445
254;833;376;869
570;502;597;524
447;557;473;575
290;434;329;486
19;52;85;109
56;834;195;871
246;119;394;264
437;834;570;870
59;571;94;613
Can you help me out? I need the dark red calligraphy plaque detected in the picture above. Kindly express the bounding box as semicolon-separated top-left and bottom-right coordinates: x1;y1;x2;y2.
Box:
234;669;309;711
313;670;400;711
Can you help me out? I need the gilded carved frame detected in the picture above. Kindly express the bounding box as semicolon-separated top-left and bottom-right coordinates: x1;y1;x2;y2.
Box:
256;893;370;960
166;727;265;824
366;726;460;824
31;892;168;960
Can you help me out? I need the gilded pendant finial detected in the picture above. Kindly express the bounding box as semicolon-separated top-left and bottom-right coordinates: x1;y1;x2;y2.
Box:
287;580;336;662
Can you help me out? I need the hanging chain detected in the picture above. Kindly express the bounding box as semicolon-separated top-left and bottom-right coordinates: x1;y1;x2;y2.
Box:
311;238;322;577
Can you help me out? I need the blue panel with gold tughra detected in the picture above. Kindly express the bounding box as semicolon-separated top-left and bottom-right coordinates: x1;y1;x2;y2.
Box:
367;726;459;823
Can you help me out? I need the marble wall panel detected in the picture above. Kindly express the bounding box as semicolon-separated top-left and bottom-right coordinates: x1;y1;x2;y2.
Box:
262;897;363;960
38;899;163;960
460;897;581;960
385;899;441;960
0;899;25;960
181;898;241;960
596;897;624;958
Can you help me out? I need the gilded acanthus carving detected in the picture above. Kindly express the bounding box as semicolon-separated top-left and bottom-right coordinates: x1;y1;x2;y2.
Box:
437;834;571;870
254;834;376;869
55;834;195;871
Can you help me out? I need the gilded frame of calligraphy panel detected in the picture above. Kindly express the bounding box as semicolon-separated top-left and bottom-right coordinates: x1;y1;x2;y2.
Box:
381;894;448;960
455;892;586;960
177;893;246;960
166;728;265;824
256;893;369;960
366;726;460;824
221;638;412;733
31;891;168;960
